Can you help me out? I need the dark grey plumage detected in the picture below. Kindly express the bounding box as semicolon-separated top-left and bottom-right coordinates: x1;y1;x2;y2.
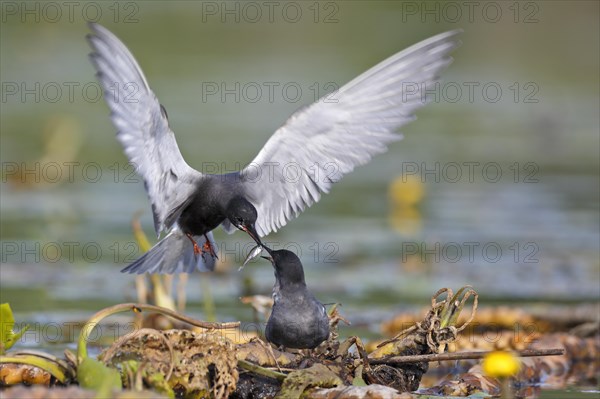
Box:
87;23;460;274
264;249;330;349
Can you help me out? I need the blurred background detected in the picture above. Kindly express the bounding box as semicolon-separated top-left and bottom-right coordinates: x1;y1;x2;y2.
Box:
1;1;598;343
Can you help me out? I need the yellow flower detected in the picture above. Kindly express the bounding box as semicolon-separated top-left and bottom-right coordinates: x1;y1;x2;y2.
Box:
388;175;424;207
482;351;521;377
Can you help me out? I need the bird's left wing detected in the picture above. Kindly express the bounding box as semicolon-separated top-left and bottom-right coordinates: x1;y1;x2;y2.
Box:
87;23;203;236
240;30;461;237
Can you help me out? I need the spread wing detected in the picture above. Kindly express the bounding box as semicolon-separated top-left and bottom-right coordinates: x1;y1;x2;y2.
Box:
240;30;461;237
87;23;203;236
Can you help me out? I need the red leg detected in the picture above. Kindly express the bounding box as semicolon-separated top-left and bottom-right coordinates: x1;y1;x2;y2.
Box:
186;233;201;256
203;234;218;259
186;233;218;260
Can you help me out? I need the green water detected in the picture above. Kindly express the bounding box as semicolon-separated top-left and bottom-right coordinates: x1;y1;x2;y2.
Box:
1;1;598;396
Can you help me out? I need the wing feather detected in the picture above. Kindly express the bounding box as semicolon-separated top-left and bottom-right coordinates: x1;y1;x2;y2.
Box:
241;30;461;237
87;23;203;236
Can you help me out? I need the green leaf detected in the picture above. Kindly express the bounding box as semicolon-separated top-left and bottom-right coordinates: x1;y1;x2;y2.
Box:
351;365;367;386
77;357;122;395
0;354;68;384
146;370;175;398
0;303;29;354
0;303;15;352
119;359;175;398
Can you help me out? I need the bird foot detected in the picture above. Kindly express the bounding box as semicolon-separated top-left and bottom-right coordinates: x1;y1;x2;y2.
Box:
186;233;218;260
202;234;219;260
186;233;202;255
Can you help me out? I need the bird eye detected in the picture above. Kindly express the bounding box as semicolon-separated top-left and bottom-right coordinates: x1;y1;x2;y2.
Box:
236;217;244;224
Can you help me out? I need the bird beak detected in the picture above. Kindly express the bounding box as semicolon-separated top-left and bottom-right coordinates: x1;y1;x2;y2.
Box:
241;223;262;246
260;245;274;264
258;242;273;264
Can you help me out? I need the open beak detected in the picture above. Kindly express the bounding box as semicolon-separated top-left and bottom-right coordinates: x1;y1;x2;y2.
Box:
260;245;274;264
241;223;262;247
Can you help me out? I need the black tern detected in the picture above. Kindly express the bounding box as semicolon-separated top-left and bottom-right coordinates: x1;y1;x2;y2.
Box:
87;23;459;274
263;249;330;349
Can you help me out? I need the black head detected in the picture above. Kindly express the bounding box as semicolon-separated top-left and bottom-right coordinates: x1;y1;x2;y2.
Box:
226;197;261;245
263;249;306;287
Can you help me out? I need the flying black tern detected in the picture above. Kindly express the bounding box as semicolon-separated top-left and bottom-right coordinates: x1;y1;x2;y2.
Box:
87;23;460;274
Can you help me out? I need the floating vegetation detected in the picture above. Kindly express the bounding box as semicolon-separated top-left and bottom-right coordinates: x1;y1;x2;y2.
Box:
101;329;239;399
2;284;597;398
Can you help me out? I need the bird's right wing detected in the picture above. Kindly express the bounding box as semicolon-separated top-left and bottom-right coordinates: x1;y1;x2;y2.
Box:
87;23;203;236
239;30;461;237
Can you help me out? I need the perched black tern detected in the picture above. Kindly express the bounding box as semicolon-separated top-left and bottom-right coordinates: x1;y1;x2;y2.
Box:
263;249;330;349
87;23;459;274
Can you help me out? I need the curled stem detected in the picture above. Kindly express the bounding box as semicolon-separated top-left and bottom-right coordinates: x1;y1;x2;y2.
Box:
77;303;240;363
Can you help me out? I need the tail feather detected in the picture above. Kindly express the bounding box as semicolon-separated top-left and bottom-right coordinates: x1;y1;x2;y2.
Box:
122;229;217;274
